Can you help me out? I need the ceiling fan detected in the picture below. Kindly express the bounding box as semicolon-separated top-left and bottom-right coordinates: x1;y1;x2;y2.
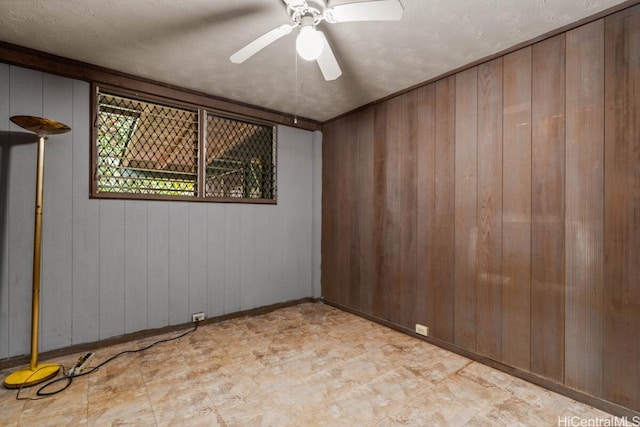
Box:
230;0;404;81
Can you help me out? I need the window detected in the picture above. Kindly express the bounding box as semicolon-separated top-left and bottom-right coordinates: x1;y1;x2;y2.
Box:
205;115;276;200
92;86;276;203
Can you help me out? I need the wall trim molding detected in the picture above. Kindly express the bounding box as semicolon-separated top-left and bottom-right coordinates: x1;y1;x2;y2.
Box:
322;298;640;421
0;41;321;132
3;296;637;419
0;297;319;371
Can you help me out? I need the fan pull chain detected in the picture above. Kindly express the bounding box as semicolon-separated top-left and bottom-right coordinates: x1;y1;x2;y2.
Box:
294;49;299;124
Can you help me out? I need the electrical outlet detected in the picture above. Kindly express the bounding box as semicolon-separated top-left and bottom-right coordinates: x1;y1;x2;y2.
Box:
192;312;205;323
415;324;429;336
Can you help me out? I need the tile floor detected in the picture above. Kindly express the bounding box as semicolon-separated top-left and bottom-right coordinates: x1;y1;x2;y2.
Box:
0;303;628;426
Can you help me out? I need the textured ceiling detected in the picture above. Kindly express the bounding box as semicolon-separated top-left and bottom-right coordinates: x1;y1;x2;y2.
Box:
0;0;630;122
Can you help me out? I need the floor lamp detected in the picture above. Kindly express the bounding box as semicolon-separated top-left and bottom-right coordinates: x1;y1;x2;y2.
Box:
3;116;71;389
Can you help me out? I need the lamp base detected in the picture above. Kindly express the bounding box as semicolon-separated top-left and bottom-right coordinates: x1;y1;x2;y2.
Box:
3;363;60;389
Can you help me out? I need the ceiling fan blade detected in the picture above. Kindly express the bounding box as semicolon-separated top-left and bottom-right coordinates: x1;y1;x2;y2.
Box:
230;24;293;63
316;33;342;81
325;0;403;23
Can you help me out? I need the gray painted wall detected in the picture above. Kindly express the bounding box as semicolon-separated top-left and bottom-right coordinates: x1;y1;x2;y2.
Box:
0;64;322;359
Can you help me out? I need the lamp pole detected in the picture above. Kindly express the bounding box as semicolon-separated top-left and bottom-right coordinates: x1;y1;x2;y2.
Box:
3;116;71;389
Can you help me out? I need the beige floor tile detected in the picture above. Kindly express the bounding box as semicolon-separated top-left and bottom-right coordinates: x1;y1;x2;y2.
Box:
458;361;515;390
0;303;628;426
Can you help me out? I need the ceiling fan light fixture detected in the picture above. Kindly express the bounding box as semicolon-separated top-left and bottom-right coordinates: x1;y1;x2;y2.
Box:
231;0;405;80
296;25;324;61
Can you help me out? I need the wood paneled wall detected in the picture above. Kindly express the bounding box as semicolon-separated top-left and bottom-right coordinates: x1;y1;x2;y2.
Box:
0;65;321;359
322;5;640;412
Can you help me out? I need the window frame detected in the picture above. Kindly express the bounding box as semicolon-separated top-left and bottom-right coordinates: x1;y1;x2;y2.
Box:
90;83;277;204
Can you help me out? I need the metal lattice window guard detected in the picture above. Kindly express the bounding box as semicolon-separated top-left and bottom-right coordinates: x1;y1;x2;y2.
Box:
93;87;276;202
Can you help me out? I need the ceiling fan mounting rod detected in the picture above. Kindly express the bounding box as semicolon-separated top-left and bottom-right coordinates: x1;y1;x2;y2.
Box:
299;15;315;29
287;0;325;26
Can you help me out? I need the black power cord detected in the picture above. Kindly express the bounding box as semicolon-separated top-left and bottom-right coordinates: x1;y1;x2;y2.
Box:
16;322;198;400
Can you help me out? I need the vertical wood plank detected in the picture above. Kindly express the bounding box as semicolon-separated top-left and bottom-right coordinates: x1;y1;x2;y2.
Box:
0;62;9;358
311;130;323;298
240;205;257;309
320;122;335;302
206;204;225;317
356;108;375;314
278;127;313;301
501;47;532;370
147;203;169;328
254;205;274;305
265;204;284;305
345;112;370;311
99;200;125;338
168;202;189;324
565;19;604;396
124;201;148;333
321;120;344;303
337;118;352;306
372;101;392;320
387;97;403;324
331;116;353;306
70;79;99;344
399;91;418;329
41;73;74;351
432;76;456;341
223;203;241;313
344;115;359;309
416;84;436;331
603;5;640;410
531;34;566;382
476;58;503;360
378;99;402;322
8;67;42;356
454;67;478;351
188;204;207;315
